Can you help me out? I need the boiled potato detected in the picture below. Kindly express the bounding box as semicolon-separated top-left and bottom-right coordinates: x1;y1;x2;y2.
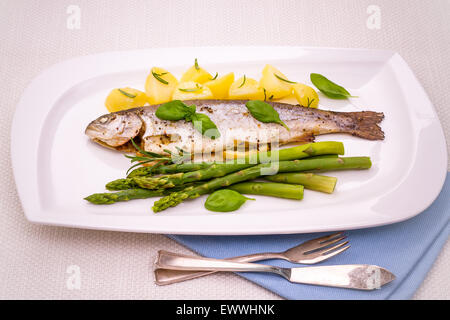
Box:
172;81;214;100
180;60;212;84
293;83;319;108
105;87;148;112
272;93;299;105
145;67;178;105
259;64;293;100
204;72;234;99
228;76;265;100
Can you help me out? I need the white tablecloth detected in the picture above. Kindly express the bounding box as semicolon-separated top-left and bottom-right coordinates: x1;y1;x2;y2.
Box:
0;0;448;299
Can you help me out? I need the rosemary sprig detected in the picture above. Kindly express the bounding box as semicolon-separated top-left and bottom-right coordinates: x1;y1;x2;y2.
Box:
163;148;192;164
210;72;218;80
238;75;246;88
179;83;202;92
152;70;169;85
307;97;315;108
130;138;164;158
125;139;170;174
118;89;137;98
125;138;193;174
194;58;200;70
263;88;267;101
274;73;297;84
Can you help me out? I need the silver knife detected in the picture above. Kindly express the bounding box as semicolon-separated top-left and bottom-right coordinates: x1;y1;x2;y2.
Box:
154;250;395;290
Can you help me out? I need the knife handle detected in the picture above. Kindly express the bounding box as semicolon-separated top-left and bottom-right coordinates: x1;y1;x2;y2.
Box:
154;250;284;285
154;250;287;277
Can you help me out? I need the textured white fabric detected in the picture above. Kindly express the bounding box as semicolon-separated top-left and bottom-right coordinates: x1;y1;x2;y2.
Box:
0;0;448;299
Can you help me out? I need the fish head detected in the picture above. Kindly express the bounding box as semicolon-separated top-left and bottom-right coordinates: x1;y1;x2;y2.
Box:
85;111;143;148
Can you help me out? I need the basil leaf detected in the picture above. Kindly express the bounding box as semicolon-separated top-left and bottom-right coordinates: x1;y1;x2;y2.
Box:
190;113;220;139
187;104;196;114
155;100;191;121
245;100;290;131
155;101;219;139
310;73;356;99
205;189;253;212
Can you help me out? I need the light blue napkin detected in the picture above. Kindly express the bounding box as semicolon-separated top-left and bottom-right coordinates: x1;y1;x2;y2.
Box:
169;173;449;300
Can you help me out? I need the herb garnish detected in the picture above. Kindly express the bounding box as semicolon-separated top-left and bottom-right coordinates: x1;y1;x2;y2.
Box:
178;83;202;92
310;73;356;99
125;138;171;175
205;189;254;212
210;72;218;80
245;100;290;131
238;75;246;88
274;73;297;84
152;70;169;85
118;89;137;98
155;100;220;139
194;58;200;70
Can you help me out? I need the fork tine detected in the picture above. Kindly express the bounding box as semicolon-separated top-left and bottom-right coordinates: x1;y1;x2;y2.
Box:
287;232;345;253
301;239;349;259
321;243;350;258
301;244;351;264
319;240;350;255
316;231;345;244
303;236;347;254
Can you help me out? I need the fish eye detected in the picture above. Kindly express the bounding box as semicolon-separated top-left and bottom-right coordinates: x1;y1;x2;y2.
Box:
98;116;109;124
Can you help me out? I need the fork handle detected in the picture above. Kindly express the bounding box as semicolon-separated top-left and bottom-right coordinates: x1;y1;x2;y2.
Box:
154;250;283;285
154;250;285;280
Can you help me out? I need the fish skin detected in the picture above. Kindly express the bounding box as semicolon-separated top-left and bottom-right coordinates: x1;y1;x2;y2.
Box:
85;100;384;154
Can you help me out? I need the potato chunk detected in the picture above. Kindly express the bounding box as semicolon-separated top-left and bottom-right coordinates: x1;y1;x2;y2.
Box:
105;87;148;112
259;64;293;100
145;67;178;105
228;76;265;100
172;81;214;100
180;60;212;84
204;72;235;99
293;83;319;108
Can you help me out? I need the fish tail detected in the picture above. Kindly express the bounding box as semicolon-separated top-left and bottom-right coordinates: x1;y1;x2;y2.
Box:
345;111;385;140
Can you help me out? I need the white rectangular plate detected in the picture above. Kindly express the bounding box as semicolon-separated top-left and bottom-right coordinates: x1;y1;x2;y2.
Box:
11;46;447;235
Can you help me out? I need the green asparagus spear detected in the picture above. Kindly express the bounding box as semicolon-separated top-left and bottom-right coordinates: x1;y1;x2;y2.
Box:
304;154;338;160
246;141;344;163
126;141;344;178
86;182;204;204
127;162;215;178
106;178;139;191
228;182;304;200
265;173;337;194
132;162;254;190
152;156;371;212
85;188;164;204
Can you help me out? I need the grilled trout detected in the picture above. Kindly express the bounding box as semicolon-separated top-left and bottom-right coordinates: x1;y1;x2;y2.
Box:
85;100;384;154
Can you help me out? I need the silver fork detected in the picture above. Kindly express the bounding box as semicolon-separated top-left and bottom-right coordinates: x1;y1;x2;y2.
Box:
155;232;349;285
